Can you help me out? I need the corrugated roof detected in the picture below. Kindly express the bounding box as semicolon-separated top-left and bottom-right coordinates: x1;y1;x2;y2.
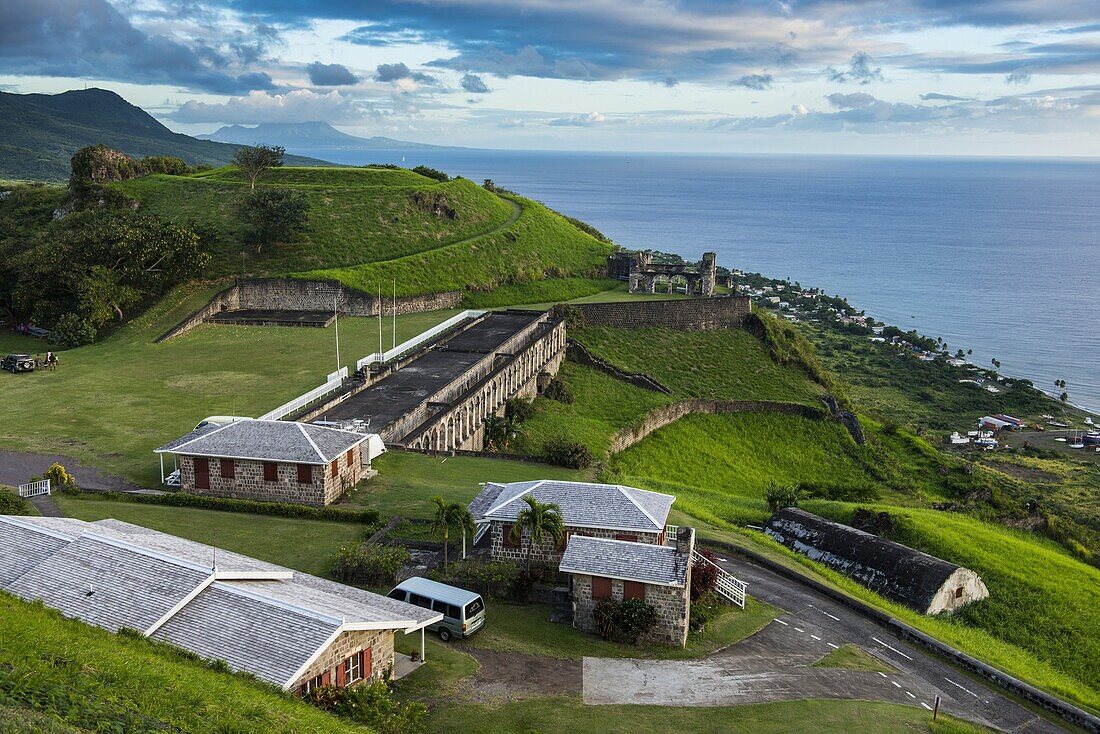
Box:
559;536;687;587
153;419;367;464
0;515;440;688
470;480;674;533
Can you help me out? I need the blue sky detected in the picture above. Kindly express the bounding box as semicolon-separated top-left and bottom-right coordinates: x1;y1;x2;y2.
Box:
2;0;1099;155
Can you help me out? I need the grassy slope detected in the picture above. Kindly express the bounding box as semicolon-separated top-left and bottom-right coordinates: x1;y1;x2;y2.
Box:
0;594;369;734
115;167;516;275
0;284;458;487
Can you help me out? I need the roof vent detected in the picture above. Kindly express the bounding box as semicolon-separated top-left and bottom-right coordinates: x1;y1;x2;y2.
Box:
85;583;95;598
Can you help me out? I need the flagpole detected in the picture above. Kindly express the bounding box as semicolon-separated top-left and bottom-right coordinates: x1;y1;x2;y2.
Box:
392;278;397;351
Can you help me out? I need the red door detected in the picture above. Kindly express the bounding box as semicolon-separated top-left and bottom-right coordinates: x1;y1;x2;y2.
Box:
193;457;209;489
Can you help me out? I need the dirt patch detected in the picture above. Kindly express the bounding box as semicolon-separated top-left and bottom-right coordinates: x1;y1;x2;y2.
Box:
985;461;1059;484
457;648;580;703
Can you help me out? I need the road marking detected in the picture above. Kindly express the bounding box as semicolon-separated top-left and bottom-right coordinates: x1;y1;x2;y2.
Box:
891;681;902;689
906;692;916;699
774;618;789;626
811;634;822;640
827;642;840;649
944;677;980;698
871;637;914;661
794;627;805;633
877;672;888;679
820;609;841;621
921;703;933;711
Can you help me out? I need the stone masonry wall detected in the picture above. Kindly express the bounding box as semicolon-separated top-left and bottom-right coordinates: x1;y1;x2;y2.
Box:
488;521;660;566
292;628;394;691
557;295;750;331
571;574;690;647
178;446;362;506
158;278;462;342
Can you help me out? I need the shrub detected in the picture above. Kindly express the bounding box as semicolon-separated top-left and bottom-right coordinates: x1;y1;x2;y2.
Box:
52;313;97;347
690;548;720;600
44;463;76;490
542;376;574;404
542;437;592;469
593;598;659;644
0;490;34;515
303;680;427;734
508;566;546;603
140;156;188;175
332;543;410;585
689;591;725;632
62;487;380;524
504;397;537;423
765;482;800;513
432;558;520;600
411;165;449;182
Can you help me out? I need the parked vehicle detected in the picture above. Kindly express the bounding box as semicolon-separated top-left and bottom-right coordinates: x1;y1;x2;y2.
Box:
194;415;250;430
388;576;485;642
2;354;36;373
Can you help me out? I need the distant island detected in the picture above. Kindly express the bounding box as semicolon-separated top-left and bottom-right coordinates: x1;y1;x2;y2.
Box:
198;121;464;152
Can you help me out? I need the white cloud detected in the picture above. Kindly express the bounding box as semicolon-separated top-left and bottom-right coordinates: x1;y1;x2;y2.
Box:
170;88;365;123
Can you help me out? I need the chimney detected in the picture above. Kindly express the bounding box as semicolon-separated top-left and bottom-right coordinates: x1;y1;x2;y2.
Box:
676;526;695;557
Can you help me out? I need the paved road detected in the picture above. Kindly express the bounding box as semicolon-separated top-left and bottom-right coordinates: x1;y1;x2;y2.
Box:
705;553;1065;732
0;449;141;492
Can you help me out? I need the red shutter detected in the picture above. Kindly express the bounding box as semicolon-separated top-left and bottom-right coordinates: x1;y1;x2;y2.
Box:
335;659;346;688
321;669;331;687
363;647;372;679
592;576;612;599
615;533;638;543
330;459;338;478
263;462;278;482
623;580;646;601
193;457;209;490
346;448;354;465
297;464;312;484
220;458;234;479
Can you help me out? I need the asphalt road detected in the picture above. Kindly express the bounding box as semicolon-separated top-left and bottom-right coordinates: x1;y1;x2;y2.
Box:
709;552;1068;733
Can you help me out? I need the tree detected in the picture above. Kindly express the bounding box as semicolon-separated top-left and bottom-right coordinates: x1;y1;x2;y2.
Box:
430;496;475;571
510;495;564;571
482;415;517;452
237;188;309;253
765;482;800;513
232;145;285;190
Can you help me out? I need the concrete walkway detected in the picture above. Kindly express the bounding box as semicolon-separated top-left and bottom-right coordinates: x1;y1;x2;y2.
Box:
28;493;62;517
582;551;1066;733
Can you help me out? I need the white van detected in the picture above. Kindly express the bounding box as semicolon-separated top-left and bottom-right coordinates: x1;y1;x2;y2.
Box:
389;577;485;642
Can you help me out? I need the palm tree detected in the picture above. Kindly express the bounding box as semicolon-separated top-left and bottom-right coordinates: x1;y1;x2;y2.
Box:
430;496;475;571
509;495;565;571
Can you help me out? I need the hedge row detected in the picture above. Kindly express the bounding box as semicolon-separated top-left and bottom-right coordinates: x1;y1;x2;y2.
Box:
64;488;380;525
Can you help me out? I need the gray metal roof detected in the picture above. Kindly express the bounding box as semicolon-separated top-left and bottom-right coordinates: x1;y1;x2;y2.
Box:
470;480;674;533
393;576;482;607
154;419;368;464
0;515;440;688
559;536;687;587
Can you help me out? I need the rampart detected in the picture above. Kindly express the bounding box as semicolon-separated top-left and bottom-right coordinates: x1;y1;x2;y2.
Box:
557;295;750;332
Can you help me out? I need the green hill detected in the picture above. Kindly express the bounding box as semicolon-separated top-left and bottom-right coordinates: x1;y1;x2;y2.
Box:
0;88;325;182
0;593;369;733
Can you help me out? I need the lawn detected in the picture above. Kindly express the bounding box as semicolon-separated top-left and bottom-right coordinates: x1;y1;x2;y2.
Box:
457;597;778;661
462;277;619;308
0;593;368;734
344;450;591;519
0;283;458;487
812;644;896;673
53;495;367;576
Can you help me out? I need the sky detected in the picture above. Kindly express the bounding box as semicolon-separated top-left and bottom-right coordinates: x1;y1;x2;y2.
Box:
2;0;1100;156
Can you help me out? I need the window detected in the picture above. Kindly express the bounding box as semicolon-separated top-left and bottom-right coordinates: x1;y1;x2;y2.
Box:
344;651;363;684
330;459;339;478
955;587;964;599
592;576;612;600
301;672;325;695
297;464;312;484
502;523;521;548
615;533;638;543
623;581;646;601
433;600;461;619
464;597;484;619
263;462;278;482
387;589;407;601
220;458;234;479
409;593;432;609
193;457;209;490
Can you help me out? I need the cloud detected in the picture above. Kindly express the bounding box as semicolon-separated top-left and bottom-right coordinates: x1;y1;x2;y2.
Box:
460;73;490;94
920;92;970;101
731;73;774;90
375;62;435;84
827;52;884;85
825;92;877;109
307;62;359;86
0;0;278;94
1006;71;1032;84
170;89;365;124
549;112;606;127
660;77;679;88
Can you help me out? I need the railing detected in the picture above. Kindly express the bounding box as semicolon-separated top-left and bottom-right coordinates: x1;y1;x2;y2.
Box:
473;523;490;545
663;525;679;546
692;549;747;608
259;367;348;421
18;479;50;498
356;310;486;370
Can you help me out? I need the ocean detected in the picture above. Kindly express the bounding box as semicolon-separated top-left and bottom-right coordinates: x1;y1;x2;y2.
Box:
294;148;1100;413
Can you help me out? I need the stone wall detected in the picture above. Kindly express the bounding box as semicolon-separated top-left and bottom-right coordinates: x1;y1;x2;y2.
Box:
566;340;670;393
178;446;363;506
158;278;463;342
487;521;661;567
557;295;749;331
570;573;690;648
292;628;394;691
608;399;826;454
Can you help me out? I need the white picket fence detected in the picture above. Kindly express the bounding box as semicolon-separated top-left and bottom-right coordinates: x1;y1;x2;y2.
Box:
692;550;747;608
259;367;348;421
18;479;50;498
356;310;486;370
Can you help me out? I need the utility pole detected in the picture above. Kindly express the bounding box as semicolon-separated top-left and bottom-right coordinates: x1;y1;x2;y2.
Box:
392;278;397;351
377;283;383;360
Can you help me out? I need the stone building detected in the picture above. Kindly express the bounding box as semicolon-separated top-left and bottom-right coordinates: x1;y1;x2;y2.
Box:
468;480;676;567
765;508;989;615
0;516;440;692
155;419;374;506
607;251;718;296
559;527;695;647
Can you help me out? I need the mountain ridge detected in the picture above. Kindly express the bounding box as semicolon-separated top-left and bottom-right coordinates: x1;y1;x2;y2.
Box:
198;121;461;151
